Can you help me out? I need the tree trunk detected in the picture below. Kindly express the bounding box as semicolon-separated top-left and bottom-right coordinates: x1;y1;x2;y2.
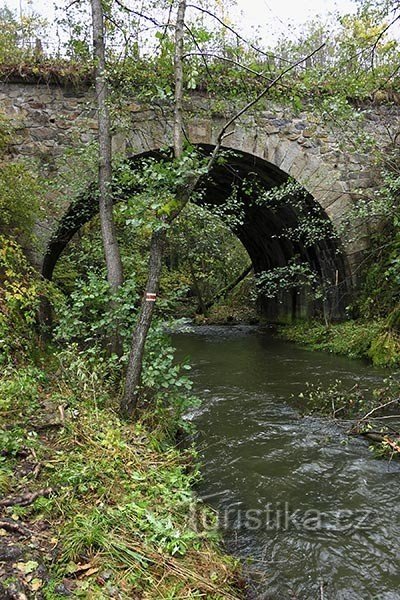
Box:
91;0;124;354
173;0;186;158
120;227;165;418
121;0;187;418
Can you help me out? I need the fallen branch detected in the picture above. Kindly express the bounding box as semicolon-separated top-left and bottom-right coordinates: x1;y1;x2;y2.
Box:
359;431;400;453
0;518;32;537
0;487;53;508
358;397;399;423
383;435;400;454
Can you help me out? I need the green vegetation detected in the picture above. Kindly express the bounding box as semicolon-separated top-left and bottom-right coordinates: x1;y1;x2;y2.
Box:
295;375;400;459
1;0;400;595
0;356;241;598
0;219;243;597
279;318;400;367
1;1;399;105
279;144;400;368
0;100;242;597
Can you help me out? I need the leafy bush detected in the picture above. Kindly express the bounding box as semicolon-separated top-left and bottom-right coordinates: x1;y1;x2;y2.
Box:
0;7;47;63
55;270;138;350
0;111;43;244
0;365;44;412
0;160;41;242
0;350;239;598
0;236;56;364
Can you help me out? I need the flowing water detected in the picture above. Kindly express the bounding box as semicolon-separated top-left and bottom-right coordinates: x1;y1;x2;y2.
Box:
172;326;400;600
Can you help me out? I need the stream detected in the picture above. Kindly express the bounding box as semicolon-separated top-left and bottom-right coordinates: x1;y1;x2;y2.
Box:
173;325;400;600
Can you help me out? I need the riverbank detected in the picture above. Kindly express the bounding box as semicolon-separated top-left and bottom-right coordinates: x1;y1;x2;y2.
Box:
278;319;400;368
0;356;243;599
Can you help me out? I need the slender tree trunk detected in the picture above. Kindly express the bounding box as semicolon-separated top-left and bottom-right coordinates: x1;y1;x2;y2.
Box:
121;0;187;418
173;0;186;158
91;0;124;354
120;227;165;418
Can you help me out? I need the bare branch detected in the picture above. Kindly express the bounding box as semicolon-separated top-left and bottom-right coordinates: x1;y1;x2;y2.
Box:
113;0;165;28
184;25;215;82
187;3;299;69
359;398;399;423
182;51;271;81
207;43;326;170
370;13;400;70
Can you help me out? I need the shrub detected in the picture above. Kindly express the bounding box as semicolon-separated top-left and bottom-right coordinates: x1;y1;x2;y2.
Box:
0;236;56;364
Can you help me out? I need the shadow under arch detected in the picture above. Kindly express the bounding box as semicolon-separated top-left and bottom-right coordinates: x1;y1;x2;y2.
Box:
42;145;350;320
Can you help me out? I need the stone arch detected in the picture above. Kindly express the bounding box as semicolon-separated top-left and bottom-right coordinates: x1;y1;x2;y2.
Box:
42;142;350;320
118;111;359;267
0;81;392;281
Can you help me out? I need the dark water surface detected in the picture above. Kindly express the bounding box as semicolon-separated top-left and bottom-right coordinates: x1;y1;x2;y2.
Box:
172;326;400;600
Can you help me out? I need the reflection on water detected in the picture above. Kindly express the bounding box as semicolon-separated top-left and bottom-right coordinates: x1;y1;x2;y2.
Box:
173;326;400;600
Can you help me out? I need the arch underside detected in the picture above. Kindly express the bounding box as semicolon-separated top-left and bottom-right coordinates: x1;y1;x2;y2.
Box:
42;145;350;321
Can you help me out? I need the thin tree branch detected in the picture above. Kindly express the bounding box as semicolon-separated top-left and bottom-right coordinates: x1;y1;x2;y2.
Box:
370;13;400;70
113;0;165;28
182;51;271;81
207;43;326;171
359;398;399;423
187;3;297;68
184;26;215;82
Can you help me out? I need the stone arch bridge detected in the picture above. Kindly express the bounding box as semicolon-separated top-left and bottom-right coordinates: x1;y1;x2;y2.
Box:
1;79;398;318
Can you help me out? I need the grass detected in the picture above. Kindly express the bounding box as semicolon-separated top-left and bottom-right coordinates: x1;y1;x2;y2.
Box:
278;318;400;367
0;353;243;599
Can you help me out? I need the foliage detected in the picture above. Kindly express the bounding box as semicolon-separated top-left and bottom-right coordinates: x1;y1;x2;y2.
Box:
296;373;400;460
0;364;45;413
0;111;43;243
56;325;195;444
353;152;400;320
270;4;400;103
170;202;251;314
54;150;253;323
0;236;57;364
368;321;400;366
0;160;42;242
115;150;209;225
296;379;370;419
0;353;240;599
0;113;50;363
201;176;340;307
1;0;399;105
256;259;324;302
278;142;400;367
55;270;138;350
0;7;47;63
